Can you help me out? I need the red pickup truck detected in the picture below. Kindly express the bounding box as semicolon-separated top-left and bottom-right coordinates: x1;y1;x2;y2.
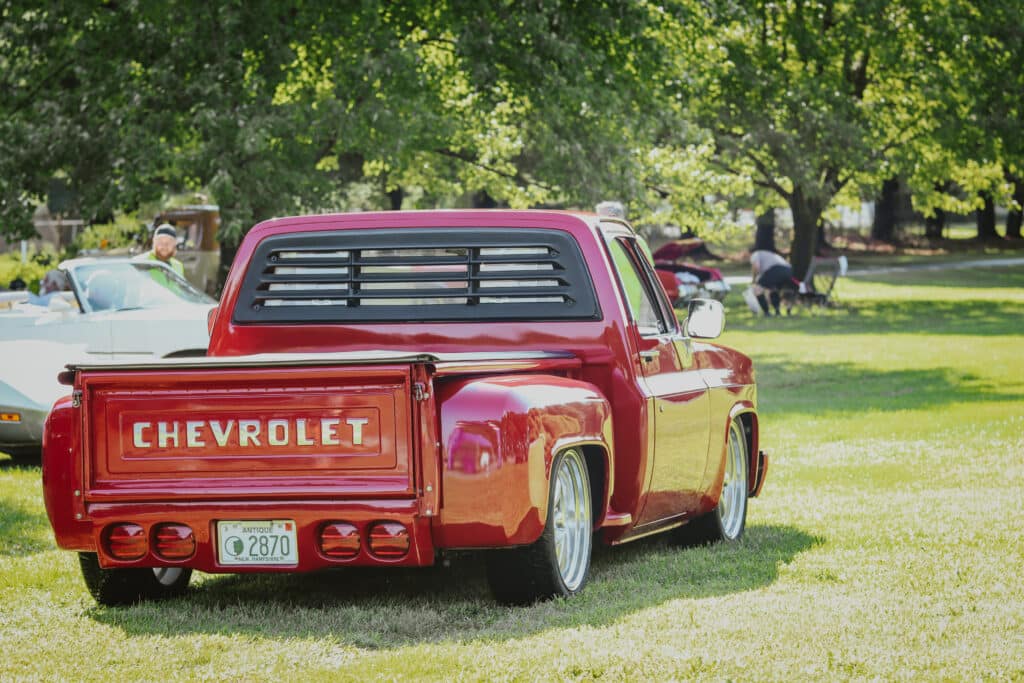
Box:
42;210;767;605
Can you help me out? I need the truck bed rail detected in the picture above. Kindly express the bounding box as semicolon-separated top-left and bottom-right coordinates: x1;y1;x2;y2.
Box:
62;350;576;375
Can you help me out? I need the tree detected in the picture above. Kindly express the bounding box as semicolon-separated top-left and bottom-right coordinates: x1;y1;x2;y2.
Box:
962;1;1024;239
1;1;705;246
1006;172;1023;239
678;0;953;277
871;177;901;242
901;0;1024;241
1;2;343;242
753;209;777;252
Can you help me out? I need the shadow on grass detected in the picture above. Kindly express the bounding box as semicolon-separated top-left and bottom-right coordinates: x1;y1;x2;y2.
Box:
754;357;1024;416
726;298;1024;337
0;497;52;557
87;524;819;648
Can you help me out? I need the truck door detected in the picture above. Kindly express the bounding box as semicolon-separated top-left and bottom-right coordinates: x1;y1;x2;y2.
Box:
606;237;711;527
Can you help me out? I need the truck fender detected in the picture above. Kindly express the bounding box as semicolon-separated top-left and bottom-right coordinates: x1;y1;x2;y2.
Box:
704;401;761;507
42;395;93;550
728;404;767;497
433;374;613;549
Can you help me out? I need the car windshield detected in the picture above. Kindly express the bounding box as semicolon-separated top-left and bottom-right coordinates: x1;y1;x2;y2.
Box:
70;262;215;312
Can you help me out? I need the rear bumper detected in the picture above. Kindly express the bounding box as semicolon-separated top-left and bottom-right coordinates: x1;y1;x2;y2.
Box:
70;498;435;572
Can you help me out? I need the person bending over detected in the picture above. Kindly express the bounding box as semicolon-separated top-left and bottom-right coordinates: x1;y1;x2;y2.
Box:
750;249;797;316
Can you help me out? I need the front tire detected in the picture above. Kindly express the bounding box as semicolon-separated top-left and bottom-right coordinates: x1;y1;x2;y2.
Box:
676;417;749;546
487;448;593;605
78;553;192;606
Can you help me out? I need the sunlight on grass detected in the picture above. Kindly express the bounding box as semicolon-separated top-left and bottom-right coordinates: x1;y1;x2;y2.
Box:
2;266;1023;680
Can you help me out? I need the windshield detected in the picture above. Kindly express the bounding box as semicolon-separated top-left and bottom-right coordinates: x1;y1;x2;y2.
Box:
69;261;215;312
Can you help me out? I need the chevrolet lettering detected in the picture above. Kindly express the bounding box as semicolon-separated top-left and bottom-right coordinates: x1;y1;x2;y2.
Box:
130;417;372;449
43;209;768;607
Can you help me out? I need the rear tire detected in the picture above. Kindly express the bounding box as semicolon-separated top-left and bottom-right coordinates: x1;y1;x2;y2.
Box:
675;417;748;546
487;448;593;605
78;553;192;606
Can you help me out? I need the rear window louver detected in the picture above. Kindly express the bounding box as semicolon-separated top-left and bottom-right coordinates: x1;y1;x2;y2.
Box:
233;228;601;323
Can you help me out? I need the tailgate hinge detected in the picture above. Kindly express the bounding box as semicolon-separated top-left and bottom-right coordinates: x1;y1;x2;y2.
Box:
412;382;430;402
72;390;82;408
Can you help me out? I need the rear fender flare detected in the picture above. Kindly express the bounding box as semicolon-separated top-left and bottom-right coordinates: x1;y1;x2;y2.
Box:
728;402;760;495
434;374;613;549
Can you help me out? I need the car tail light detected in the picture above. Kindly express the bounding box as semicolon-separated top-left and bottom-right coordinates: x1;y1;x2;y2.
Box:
0;412;21;423
153;523;196;560
367;521;409;559
105;523;147;560
319;522;360;560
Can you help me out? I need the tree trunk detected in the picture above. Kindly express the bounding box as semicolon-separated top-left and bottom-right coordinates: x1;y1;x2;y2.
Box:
816;222;831;254
924;181;950;239
871;177;900;242
976;191;999;240
753;209;776;252
471;190;498;208
924;208;946;239
387;186;404;211
787;187;822;281
1006;174;1023;239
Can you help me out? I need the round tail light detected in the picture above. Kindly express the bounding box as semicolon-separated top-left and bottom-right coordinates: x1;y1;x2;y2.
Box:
105;523;147;560
319;522;360;560
367;521;409;560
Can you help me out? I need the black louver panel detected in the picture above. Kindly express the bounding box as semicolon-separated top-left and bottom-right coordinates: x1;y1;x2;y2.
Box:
233;228;601;323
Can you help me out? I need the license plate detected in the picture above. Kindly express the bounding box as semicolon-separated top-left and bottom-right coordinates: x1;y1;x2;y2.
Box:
216;520;298;566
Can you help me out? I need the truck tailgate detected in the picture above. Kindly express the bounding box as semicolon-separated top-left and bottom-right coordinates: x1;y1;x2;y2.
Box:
79;364;415;501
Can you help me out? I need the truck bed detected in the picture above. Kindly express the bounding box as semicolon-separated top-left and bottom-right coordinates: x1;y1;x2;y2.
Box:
67;350;575;502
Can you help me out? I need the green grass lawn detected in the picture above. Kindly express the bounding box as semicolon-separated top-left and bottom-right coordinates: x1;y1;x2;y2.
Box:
2;266;1022;680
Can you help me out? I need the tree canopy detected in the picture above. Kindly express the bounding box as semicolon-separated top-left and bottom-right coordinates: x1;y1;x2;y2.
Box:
1;1;1020;275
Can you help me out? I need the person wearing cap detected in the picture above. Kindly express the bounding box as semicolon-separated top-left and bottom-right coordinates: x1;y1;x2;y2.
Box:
145;223;185;277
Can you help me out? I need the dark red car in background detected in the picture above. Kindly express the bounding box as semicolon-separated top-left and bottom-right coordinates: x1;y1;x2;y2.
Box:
652;236;731;307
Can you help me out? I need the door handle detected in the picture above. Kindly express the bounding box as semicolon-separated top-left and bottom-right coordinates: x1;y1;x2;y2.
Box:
639;350;659;363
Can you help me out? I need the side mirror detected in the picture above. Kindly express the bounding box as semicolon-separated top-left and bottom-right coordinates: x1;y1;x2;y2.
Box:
685;299;725;339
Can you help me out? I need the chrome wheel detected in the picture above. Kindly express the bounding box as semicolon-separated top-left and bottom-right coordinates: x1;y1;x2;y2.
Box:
719;419;748;540
552;449;592;592
486;447;594;604
152;567;185;587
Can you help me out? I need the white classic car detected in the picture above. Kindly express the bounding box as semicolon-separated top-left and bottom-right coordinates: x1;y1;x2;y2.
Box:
0;257;215;359
0;258;215;460
0;340;89;461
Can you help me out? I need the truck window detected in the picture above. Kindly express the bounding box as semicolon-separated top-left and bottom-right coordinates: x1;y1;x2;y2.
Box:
607;238;667;336
234;228;601;324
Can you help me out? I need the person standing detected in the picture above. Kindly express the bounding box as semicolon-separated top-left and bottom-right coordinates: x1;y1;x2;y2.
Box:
750;249;797;316
144;224;185;277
